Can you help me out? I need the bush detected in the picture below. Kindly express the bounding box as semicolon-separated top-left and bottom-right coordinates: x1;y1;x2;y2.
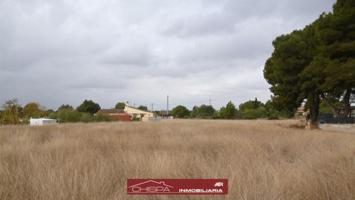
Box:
80;113;94;123
240;107;267;119
171;105;190;118
191;105;216;119
219;101;237;119
51;109;111;123
57;109;82;123
94;113;112;122
48;112;57;120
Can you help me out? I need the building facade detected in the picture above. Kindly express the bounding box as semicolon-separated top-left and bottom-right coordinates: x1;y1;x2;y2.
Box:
124;106;155;121
30;118;57;126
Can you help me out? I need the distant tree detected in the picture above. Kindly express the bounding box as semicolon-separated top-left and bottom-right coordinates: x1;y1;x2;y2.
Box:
57;104;74;111
238;99;267;119
76;100;100;114
219;101;237;119
115;102;126;109
137;105;148;111
23;102;43;118
171;105;190;118
57;109;82;123
1;99;22;124
191;105;215;119
48;112;57;120
241;108;267;119
239;99;264;111
46;109;54;113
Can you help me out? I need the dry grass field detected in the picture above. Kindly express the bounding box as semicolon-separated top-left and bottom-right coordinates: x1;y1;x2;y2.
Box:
0;120;354;200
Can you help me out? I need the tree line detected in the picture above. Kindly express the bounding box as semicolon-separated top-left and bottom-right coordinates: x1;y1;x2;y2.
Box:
264;0;354;128
0;99;111;124
0;98;293;124
170;98;289;120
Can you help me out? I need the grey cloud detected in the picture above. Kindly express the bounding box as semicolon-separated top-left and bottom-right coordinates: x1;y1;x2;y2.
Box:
69;80;127;90
163;12;235;37
162;0;335;38
0;0;336;109
101;42;154;67
177;35;268;64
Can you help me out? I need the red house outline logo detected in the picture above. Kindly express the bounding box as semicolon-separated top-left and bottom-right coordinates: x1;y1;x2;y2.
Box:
127;179;228;195
128;180;174;193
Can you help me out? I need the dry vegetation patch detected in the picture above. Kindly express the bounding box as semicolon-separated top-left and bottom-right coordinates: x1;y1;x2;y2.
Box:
0;120;354;200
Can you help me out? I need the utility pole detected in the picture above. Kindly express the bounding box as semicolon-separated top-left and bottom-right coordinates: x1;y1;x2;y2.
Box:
151;103;154;112
167;95;169;116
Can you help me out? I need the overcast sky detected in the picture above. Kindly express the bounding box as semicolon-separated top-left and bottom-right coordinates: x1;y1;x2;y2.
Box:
0;0;336;110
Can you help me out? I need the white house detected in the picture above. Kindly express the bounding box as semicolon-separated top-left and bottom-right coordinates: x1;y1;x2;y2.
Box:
30;118;57;126
124;106;155;122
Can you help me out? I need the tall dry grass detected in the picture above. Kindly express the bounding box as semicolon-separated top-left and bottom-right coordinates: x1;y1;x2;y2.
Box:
0;120;354;200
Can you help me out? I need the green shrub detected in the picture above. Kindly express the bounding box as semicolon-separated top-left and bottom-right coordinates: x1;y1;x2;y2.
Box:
57;109;82;123
48;112;57;120
171;105;190;118
94;113;112;122
240;107;267;119
80;113;94;123
191;105;216;119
